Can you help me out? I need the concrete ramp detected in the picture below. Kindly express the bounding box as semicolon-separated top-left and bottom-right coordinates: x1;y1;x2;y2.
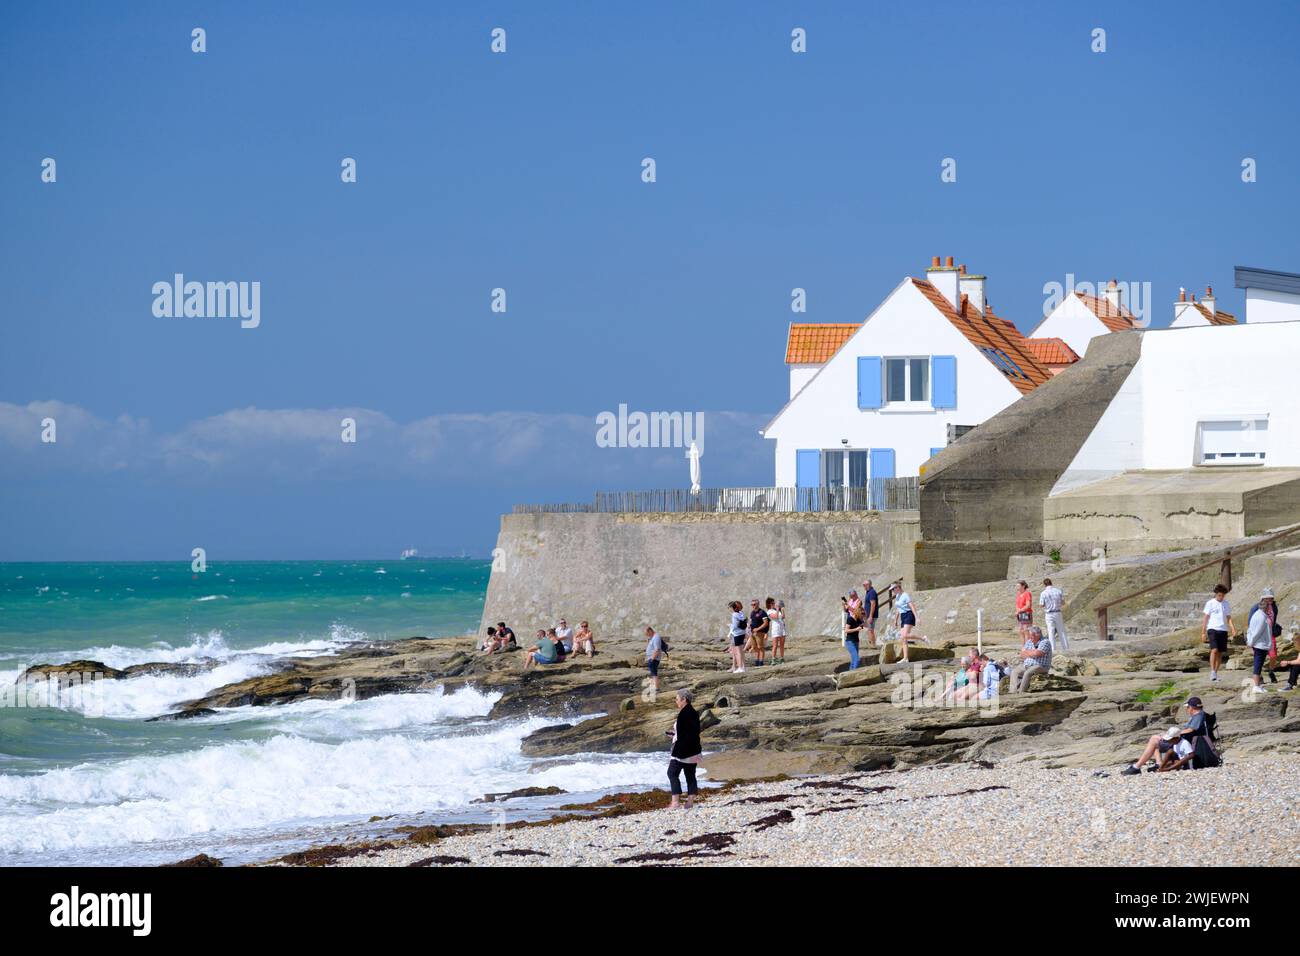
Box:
1045;467;1300;553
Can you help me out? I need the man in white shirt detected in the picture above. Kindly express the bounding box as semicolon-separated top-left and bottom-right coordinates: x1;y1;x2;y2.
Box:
555;619;574;654
1039;578;1068;652
1202;585;1235;682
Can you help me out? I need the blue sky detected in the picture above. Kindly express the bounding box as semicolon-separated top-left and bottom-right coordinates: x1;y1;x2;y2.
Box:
3;0;1299;559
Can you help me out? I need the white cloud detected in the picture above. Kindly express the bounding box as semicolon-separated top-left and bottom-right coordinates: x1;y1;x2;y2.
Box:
0;402;767;488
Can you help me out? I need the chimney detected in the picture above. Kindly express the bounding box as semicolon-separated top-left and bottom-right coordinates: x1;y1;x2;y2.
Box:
1203;285;1216;317
1173;286;1194;325
1103;278;1122;315
959;267;987;314
926;254;961;309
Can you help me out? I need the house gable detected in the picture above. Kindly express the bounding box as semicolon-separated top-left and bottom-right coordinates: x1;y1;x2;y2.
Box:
763;279;1021;439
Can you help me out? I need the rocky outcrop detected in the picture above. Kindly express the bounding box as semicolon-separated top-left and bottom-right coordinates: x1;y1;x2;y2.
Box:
21;621;1295;773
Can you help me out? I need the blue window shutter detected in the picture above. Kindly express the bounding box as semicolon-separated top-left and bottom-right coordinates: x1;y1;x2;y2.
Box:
930;447;944;458
932;355;957;408
795;449;819;488
857;356;883;409
869;448;896;479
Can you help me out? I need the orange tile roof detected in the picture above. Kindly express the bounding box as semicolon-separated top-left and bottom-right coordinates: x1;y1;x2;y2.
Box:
785;323;861;364
1192;303;1237;326
1022;336;1080;365
1076;292;1141;332
910;279;1052;394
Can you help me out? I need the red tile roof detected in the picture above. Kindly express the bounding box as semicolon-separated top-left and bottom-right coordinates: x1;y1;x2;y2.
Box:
1192;303;1237;326
910;279;1052;394
780;279;1053;395
1022;336;1080;366
1076;292;1141;332
785;323;861;364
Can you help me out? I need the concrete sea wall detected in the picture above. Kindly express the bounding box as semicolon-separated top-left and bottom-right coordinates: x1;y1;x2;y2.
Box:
481;510;919;644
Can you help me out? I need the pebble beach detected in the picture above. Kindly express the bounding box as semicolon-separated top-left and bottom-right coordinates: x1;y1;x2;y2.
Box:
325;757;1300;868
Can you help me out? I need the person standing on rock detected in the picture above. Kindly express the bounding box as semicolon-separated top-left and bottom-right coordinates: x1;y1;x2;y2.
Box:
1202;584;1235;683
766;598;787;665
748;599;770;667
1040;578;1068;652
727;602;747;673
1008;625;1053;693
862;580;879;648
892;583;926;662
667;689;702;810
645;626;664;696
1245;589;1278;695
843;599;864;670
1014;581;1033;641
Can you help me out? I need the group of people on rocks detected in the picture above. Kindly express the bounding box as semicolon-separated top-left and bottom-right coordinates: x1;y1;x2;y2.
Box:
839;579;927;670
1014;578;1069;651
725;597;788;673
478;618;598;669
1204;584;1298;693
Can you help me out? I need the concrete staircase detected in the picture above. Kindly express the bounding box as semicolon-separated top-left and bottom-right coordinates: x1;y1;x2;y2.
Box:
1108;593;1204;640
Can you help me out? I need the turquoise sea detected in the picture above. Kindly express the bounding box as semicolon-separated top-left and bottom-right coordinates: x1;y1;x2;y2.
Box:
0;560;664;866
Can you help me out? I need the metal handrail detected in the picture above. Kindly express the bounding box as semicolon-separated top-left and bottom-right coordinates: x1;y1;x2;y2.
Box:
1094;521;1300;640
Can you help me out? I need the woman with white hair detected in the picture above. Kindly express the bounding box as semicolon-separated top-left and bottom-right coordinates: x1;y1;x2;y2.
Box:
667;689;702;810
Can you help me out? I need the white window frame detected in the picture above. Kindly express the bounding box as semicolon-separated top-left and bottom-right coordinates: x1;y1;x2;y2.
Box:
882;356;932;410
1193;415;1269;467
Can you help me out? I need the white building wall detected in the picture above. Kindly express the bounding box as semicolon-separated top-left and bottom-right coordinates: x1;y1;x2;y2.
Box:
1245;287;1300;323
789;364;820;399
1054;321;1300;490
764;280;1023;483
1030;295;1111;358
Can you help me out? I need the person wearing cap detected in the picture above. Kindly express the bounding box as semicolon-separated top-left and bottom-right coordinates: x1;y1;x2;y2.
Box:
1245;588;1278;694
1153;725;1196;772
1121;697;1206;775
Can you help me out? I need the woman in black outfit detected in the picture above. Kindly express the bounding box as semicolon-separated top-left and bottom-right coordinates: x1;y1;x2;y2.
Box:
667;689;702;809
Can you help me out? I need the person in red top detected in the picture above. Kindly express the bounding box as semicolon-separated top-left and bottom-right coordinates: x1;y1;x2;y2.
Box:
1015;580;1033;641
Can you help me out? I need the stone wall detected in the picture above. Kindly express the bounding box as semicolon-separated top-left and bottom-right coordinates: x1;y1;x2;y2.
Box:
914;331;1144;587
481;510;919;644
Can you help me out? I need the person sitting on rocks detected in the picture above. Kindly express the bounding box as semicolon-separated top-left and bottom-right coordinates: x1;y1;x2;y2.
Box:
496;622;517;649
574;620;596;657
555;619;574;655
1121;697;1206;775
523;629;558;670
1008;625;1053;693
1153;726;1196;772
978;655;1005;701
941;655;974;701
480;626;500;654
547;627;567;662
1274;637;1300;691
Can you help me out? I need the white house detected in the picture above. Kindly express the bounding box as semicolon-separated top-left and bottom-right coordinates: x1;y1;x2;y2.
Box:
1029;279;1143;358
761;256;1056;487
1169;285;1236;328
1235;265;1300;323
1052;319;1300;494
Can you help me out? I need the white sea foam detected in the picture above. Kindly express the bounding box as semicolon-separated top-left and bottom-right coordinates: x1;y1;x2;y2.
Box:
0;687;666;858
1;630;355;719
